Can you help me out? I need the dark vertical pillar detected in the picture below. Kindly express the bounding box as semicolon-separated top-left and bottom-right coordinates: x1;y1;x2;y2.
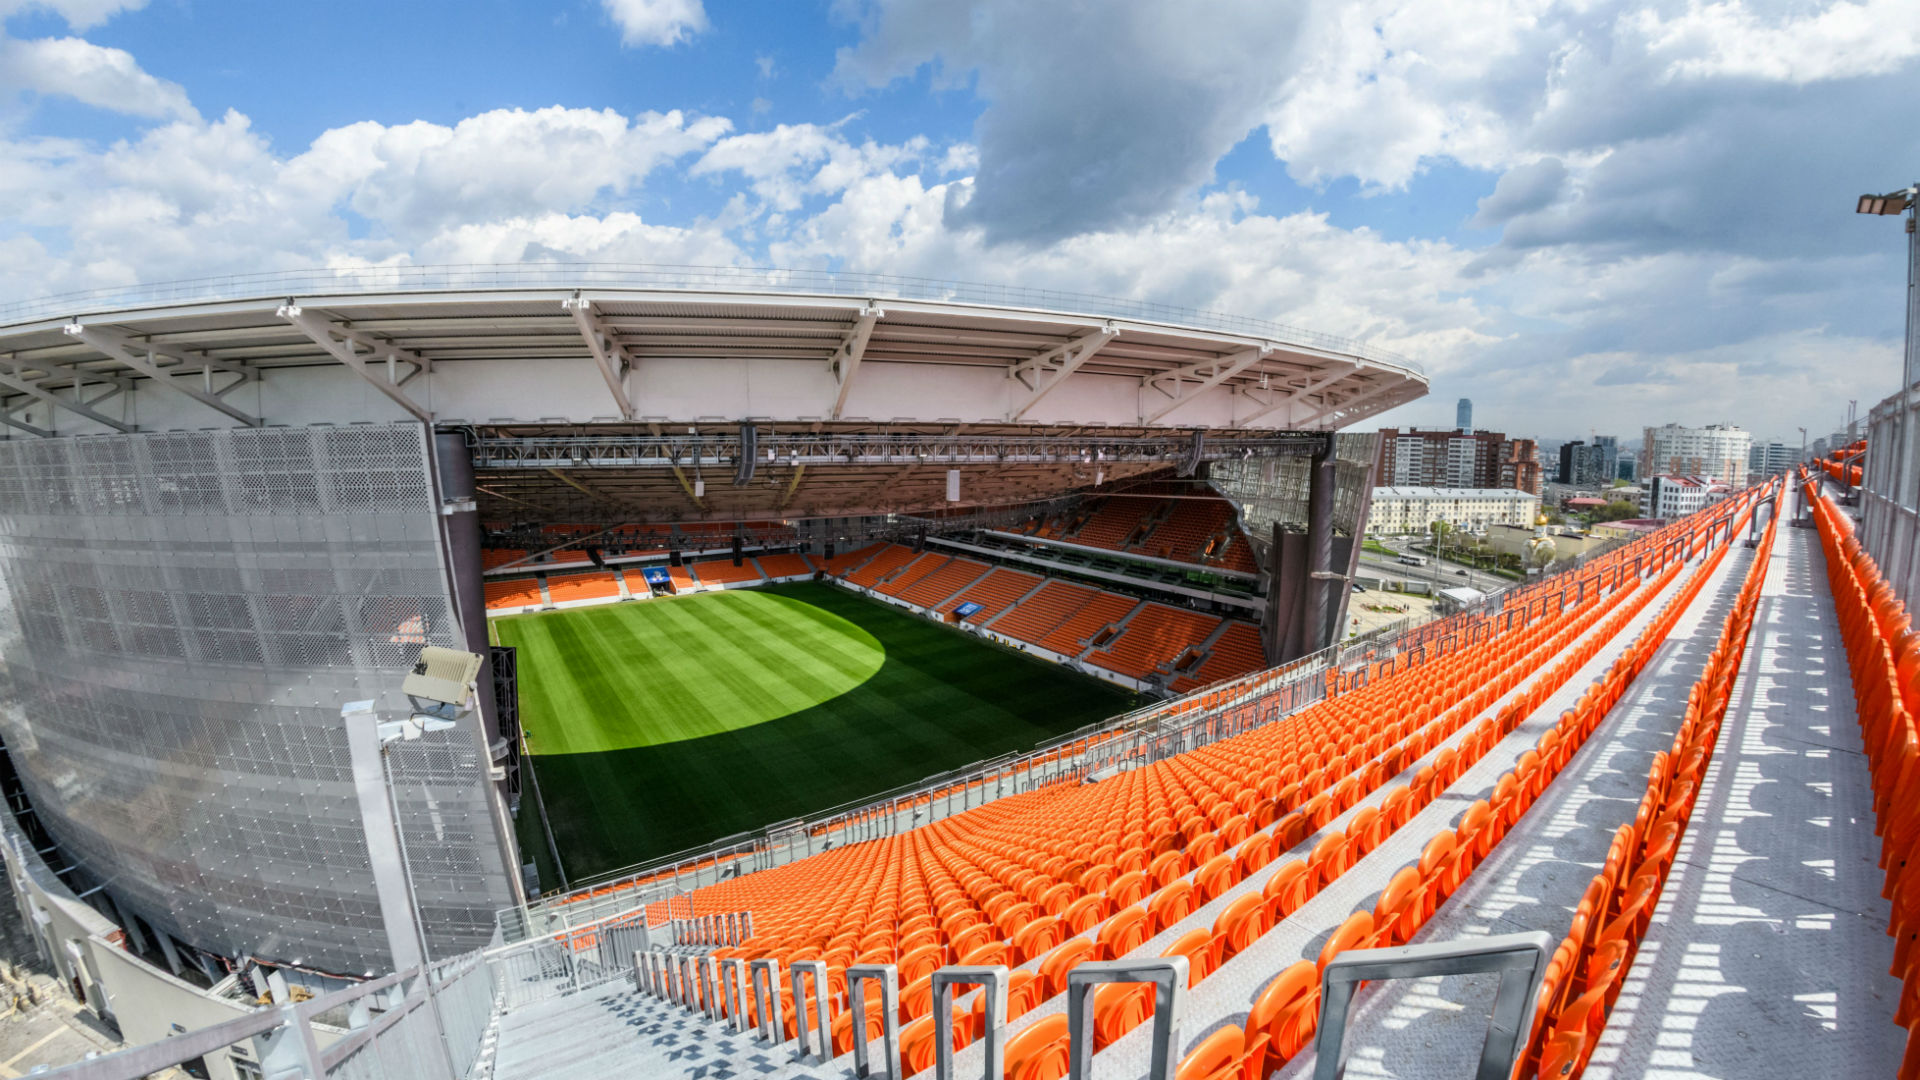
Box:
434;434;493;739
1326;462;1375;650
1263;521;1287;666
1299;435;1338;655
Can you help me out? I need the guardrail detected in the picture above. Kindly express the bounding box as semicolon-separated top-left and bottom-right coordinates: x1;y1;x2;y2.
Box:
1864;383;1919;607
33;950;493;1080
0;262;1425;379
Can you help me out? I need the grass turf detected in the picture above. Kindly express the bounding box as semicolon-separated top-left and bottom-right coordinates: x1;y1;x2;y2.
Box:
493;582;1140;883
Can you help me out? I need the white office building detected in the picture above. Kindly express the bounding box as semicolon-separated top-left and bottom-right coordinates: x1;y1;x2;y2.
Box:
1640;423;1751;485
1366;487;1540;535
1748;441;1795;478
1642;475;1734;520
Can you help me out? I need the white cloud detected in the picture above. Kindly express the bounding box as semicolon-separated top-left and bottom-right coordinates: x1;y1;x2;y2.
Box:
601;0;708;48
0;0;145;31
0;35;196;120
1633;0;1920;85
300;107;731;241
692;122;925;211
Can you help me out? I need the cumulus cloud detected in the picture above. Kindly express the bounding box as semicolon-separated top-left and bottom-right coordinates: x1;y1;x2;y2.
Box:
0;35;196;120
301;107;731;241
601;0;708;48
834;0;1312;244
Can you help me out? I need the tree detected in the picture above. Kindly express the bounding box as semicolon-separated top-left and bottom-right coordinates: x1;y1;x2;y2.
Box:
1591;500;1639;522
1428;519;1452;552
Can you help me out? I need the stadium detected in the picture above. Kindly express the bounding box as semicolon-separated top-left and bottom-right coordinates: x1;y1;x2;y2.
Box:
0;263;1910;1080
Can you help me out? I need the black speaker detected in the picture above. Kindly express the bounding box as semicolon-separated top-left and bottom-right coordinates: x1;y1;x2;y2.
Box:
732;535;743;567
825;541;836;559
912;529;926;553
669;545;682;567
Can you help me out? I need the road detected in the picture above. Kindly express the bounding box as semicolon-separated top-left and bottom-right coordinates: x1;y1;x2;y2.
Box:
1356;541;1511;595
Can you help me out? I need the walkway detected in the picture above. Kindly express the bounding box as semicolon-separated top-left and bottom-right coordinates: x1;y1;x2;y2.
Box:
1584;508;1903;1078
1273;535;1752;1078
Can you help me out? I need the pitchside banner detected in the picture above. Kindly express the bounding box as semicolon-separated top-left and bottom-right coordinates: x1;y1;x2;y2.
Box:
953;602;984;620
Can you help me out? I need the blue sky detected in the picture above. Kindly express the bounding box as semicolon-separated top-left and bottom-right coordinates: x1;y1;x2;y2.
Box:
1;0;1914;443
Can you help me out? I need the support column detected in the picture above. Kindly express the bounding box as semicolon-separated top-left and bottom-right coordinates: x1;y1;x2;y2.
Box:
1298;435;1338;657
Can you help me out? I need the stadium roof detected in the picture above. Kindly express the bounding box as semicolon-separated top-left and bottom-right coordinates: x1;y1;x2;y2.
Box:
0;264;1429;518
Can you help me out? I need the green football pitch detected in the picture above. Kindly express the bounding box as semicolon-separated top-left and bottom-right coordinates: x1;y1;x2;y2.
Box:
491;581;1141;885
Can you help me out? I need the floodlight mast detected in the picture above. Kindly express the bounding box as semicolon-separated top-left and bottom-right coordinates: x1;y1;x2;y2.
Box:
1856;183;1919;390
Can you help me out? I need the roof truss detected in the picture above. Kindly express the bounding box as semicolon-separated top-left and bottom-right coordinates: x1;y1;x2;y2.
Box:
65;324;262;427
278;304;433;421
562;294;637;420
1008;325;1118;421
1140;345;1272;424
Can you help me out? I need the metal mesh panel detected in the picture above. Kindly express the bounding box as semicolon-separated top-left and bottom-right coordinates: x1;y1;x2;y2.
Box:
0;423;514;973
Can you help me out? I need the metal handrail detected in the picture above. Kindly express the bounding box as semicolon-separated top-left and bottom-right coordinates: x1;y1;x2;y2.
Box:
0;262;1425;379
33;950;489;1080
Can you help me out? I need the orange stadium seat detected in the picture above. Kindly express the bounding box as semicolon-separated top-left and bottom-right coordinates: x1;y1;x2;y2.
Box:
756;553;817;579
544;571;621;603
1088;604;1222;680
1039;590;1139;656
875;552;950;598
483;577;543;610
690;558;763;586
993;580;1102;647
896;557;990;608
939;567;1044;622
846;544;920;588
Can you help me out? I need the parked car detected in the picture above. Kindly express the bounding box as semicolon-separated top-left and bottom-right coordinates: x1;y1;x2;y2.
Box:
1455;569;1469;576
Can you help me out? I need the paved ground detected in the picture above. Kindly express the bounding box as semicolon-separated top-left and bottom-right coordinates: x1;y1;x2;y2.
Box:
0;875;178;1078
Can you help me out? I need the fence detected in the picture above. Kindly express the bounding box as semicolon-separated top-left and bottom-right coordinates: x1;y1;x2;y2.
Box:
37;951;494;1080
1864;383;1920;608
485;906;755;1012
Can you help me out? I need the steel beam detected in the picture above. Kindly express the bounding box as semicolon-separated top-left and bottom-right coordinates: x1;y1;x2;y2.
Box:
1234;361;1358;428
1008;325;1118;421
0;363;133;432
0;411;52;437
830;306;882;421
562;294;637;420
65;324;263;426
1292;379;1401;429
1141;345;1271;424
278;305;432;422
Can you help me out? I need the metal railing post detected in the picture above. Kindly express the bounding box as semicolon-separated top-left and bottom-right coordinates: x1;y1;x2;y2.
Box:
749;958;785;1044
932;965;1010;1080
847;963;902;1079
790;960;831;1062
1065;958;1187;1080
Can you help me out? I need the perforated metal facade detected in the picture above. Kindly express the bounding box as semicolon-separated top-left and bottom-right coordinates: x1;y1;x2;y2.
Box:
0;423;516;973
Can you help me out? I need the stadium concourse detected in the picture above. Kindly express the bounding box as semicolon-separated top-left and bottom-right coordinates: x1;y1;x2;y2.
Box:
461;467;1910;1080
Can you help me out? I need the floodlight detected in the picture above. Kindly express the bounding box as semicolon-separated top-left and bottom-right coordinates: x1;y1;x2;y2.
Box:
401;646;481;707
1857;190;1915;216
